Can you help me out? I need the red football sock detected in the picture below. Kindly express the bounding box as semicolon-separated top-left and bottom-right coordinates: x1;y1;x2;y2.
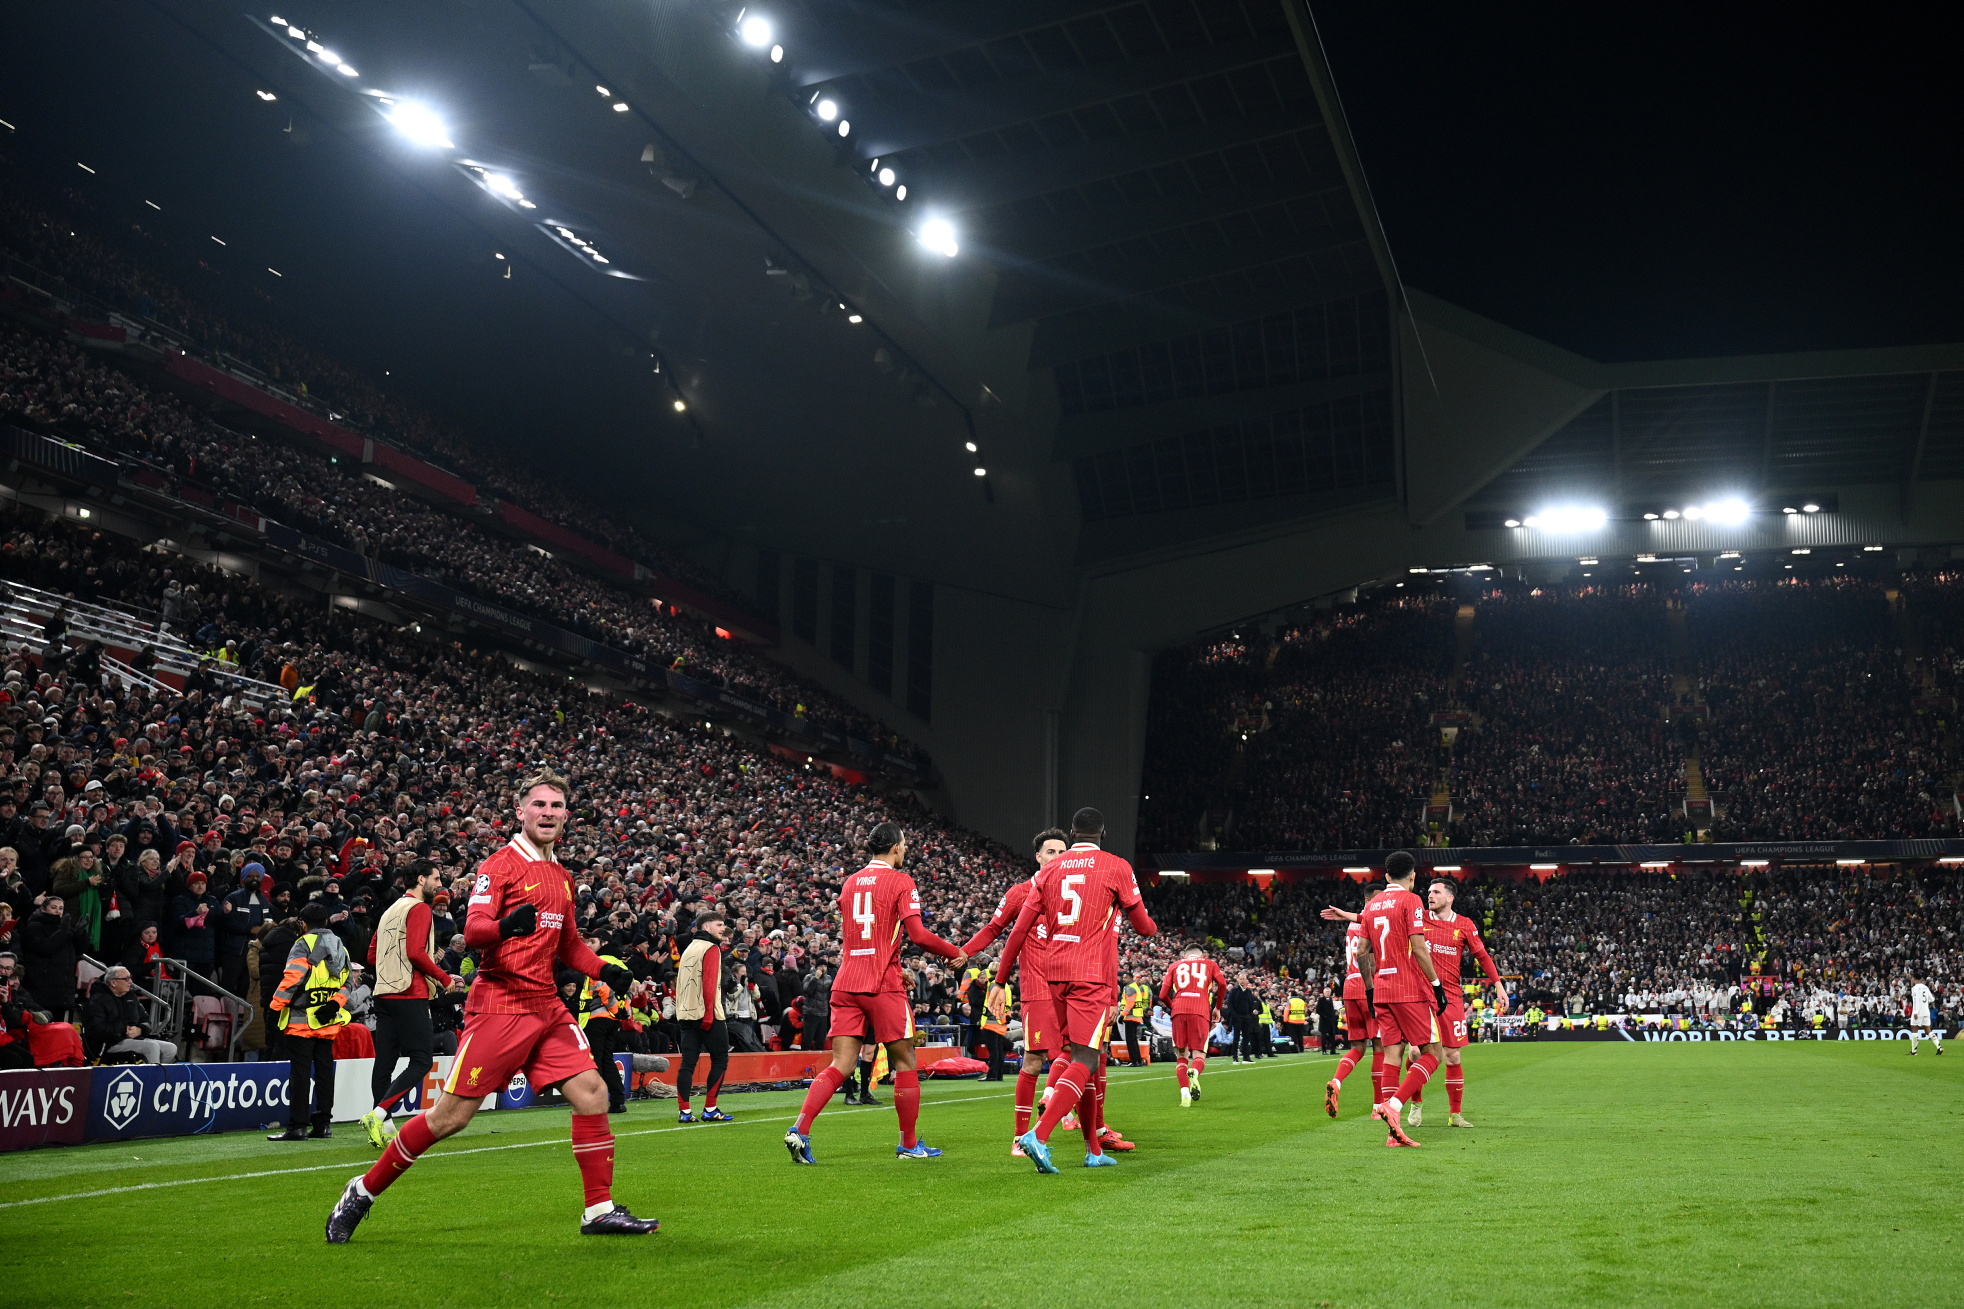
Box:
1082;1065;1105;1147
1394;1053;1439;1103
1175;1058;1190;1089
1014;1069;1039;1136
1371;1051;1386;1102
893;1070;921;1149
570;1113;614;1208
1192;1054;1207;1076
1446;1066;1464;1114
794;1065;846;1135
704;1074;721;1111
1034;1060;1089;1144
362;1111;436;1196
1044;1059;1067;1090
1335;1048;1360;1082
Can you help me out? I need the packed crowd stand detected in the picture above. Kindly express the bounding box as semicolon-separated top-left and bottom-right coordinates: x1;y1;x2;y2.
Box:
1141;575;1964;853
0;271;918;761
1141;867;1963;1026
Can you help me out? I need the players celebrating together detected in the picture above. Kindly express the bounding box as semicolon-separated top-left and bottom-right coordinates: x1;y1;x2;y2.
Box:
319;792;1498;1248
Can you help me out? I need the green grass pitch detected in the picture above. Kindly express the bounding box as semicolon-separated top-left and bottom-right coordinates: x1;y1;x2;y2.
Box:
2;1043;1959;1307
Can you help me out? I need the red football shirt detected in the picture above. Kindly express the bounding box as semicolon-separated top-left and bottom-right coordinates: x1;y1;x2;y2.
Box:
1358;884;1429;1004
1341;922;1370;1001
1425;910;1500;996
462;835;604;1016
833;861;957;994
962;877;1048;991
1160;956;1225;1017
997;844;1156;987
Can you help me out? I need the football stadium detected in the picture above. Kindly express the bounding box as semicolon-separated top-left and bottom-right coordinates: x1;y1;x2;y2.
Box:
1;4;1960;1306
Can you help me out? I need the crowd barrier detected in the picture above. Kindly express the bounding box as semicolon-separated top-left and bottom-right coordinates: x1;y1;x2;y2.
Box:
0;1045;979;1152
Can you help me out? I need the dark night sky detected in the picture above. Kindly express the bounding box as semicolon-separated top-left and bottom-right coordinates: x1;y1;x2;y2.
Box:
1313;3;1964;361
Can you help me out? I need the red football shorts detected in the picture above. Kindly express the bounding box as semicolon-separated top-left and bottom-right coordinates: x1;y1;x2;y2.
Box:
827;989;914;1045
1440;996;1470;1049
1052;979;1118;1049
1170;1012;1210;1052
1343;997;1376;1043
444;1009;596;1100
1020;982;1062;1056
1376;999;1441;1048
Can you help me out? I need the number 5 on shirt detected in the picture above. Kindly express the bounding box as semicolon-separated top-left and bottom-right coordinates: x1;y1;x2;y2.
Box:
1057;874;1085;926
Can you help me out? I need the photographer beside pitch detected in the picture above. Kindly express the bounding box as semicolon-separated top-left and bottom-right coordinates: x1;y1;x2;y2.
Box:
324;770;657;1243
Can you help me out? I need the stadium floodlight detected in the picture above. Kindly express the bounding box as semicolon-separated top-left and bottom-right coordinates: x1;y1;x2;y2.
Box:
972;467;986;477
1248;869;1275;877
1782;505;1798;513
386;100;453;149
1503;518;1520;528
483;173;523;201
1740;859;1770;867
1682;505;1704;521
1341;866;1372;874
256;89;278;101
739;14;773;47
837;120;850;137
269;14;284;24
1836;858;1865;866
1706;496;1751;526
964;441;977;452
1792;548;1811;555
894;184;907;201
771;45;783;62
1803;502;1820;513
1662;508;1681;520
1864;544;1884;551
1531;505;1607;532
1433;865;1463;872
815;98;838;122
337;63;358;77
847;313;862;323
1643;512;1659;520
595;85;610;96
317;48;342;64
918;217;959;257
672;399;686;412
878;167;896;186
1529;863;1560;871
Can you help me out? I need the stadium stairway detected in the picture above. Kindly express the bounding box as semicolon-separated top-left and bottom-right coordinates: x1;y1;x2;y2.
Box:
0;576;287;707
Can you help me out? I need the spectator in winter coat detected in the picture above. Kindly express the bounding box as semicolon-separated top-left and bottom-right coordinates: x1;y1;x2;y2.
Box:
164;870;218;977
20;895;89;1016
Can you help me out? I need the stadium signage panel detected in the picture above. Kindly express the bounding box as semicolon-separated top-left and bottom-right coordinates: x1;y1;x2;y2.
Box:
86;1063;291;1141
0;1068;92;1151
1155;839;1964;872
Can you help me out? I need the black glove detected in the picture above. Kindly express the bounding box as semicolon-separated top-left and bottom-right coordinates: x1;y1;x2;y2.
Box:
309;999;342;1026
498;904;538;939
1433;982;1448;1015
598;962;635;994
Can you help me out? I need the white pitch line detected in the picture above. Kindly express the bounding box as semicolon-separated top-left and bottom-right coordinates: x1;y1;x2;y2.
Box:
0;1054;1328;1211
